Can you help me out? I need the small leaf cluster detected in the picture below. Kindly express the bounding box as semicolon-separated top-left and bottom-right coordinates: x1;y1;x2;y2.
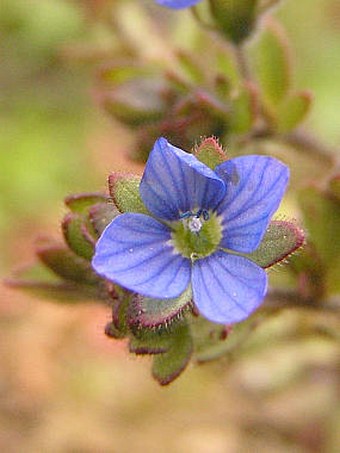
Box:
95;1;311;162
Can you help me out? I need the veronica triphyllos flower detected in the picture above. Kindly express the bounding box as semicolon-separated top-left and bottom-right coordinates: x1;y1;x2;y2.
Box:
92;138;289;324
155;0;201;9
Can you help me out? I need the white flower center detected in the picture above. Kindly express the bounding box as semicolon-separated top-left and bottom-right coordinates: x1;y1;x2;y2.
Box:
187;216;203;233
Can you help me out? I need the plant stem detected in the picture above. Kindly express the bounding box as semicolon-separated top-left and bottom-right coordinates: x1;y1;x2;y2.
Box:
232;44;253;83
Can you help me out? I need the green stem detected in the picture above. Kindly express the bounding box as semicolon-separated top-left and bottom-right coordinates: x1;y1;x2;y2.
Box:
232;43;253;83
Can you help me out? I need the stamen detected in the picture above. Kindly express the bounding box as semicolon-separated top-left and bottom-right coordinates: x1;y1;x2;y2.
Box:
179;211;193;220
179;209;210;234
202;210;210;221
180;209;210;221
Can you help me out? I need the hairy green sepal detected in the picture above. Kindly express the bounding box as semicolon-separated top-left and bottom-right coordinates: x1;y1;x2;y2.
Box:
108;173;149;214
194;137;227;169
62;193;118;261
246;219;305;268
62;213;95;261
64;193;109;213
128;286;193;328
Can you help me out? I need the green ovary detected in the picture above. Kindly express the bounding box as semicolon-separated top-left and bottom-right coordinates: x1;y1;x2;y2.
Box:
171;211;223;260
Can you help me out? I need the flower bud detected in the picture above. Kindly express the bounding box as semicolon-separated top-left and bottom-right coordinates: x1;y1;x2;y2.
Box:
209;0;259;44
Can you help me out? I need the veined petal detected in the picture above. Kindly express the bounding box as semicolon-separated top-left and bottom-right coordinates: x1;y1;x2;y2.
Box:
92;213;191;298
192;251;268;324
215;155;289;253
140;138;226;221
156;0;201;9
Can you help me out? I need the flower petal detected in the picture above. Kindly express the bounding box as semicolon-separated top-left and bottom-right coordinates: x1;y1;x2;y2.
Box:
92;213;191;298
140;138;226;221
156;0;201;9
215;155;289;253
192;251;268;324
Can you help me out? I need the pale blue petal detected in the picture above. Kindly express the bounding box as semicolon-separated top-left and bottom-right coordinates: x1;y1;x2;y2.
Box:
156;0;201;9
140;137;226;221
192;251;268;324
92;213;191;298
215;156;289;253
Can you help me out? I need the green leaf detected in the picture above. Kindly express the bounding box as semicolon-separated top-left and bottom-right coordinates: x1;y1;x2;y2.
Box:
194;137;227;169
8;281;103;303
112;295;130;337
102;78;165;127
105;320;129;340
298;186;340;265
6;263;105;303
277;91;313;133
176;49;205;84
151;322;193;386
252;19;291;108
229;82;259;134
128;286;193;329
190;316;233;363
129;320;193;384
105;297;131;340
129;329;171;355
62;213;95;260
245;220;305;268
214;74;232;100
36;242;99;284
107;173;148;214
190;316;257;363
64;193;108;213
215;47;239;86
99;64;152;85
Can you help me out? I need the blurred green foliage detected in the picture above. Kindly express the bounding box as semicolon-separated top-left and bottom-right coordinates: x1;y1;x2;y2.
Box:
0;0;99;269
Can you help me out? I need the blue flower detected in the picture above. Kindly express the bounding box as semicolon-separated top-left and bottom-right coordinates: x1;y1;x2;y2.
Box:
155;0;201;9
92;138;289;324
